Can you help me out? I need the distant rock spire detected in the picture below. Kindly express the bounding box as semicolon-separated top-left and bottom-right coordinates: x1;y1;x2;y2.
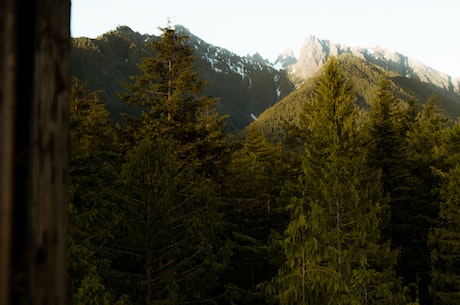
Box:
274;48;297;69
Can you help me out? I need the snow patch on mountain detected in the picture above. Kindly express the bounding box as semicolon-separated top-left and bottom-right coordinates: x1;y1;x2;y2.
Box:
274;74;281;98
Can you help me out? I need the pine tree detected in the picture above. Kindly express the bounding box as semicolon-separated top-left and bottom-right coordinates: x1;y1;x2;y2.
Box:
223;126;292;304
119;24;230;178
402;95;452;303
429;164;460;305
119;24;227;174
68;78;125;304
366;76;429;299
366;76;410;207
118;137;225;304
429;121;460;305
267;58;404;305
410;95;450;163
115;24;230;305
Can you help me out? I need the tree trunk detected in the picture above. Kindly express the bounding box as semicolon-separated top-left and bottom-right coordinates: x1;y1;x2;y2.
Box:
0;0;70;304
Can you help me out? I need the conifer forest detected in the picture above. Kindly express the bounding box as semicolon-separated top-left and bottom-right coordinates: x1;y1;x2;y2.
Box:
68;26;460;305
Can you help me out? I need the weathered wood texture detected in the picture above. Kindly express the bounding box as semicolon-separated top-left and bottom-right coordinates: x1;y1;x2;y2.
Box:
0;0;70;304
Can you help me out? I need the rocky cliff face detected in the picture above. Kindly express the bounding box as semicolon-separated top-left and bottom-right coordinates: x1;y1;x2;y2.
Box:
288;35;460;93
291;36;344;79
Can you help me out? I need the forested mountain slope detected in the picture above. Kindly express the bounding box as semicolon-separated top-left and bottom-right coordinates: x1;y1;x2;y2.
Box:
71;25;460;136
71;25;295;132
68;26;460;305
251;54;460;141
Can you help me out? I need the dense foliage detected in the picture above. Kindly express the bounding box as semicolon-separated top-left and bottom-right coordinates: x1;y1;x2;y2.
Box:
251;54;460;142
68;26;460;305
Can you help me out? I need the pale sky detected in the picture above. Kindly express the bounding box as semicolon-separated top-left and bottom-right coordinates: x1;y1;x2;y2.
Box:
71;0;460;77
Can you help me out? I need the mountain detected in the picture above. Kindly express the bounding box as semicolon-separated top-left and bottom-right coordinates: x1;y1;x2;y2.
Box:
71;25;460;135
71;26;154;120
250;54;460;141
289;35;460;94
273;49;297;70
71;25;295;132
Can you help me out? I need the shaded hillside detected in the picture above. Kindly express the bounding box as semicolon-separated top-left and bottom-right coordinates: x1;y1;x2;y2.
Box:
72;28;154;119
251;54;460;141
71;26;295;132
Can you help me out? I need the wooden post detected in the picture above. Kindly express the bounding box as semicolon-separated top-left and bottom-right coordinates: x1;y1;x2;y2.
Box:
0;1;17;304
0;0;70;304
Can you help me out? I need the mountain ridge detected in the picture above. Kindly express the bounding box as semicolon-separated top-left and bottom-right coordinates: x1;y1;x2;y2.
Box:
283;35;460;94
250;54;460;142
71;25;295;132
71;25;460;135
74;25;460;82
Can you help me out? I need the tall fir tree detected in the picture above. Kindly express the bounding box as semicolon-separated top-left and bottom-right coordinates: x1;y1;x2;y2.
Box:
119;24;231;182
116;137;227;304
266;58;404;305
223;126;292;304
68;78;126;304
366;76;426;300
429;164;460;305
119;24;228;175
429;120;460;305
404;94;452;304
115;24;231;305
366;76;411;212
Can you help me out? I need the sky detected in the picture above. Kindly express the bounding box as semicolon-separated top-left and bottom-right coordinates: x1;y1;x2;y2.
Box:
71;0;460;77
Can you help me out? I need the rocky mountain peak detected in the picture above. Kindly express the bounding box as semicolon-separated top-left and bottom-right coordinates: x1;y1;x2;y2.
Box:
287;36;460;94
108;25;150;44
274;48;297;69
291;36;345;79
250;52;267;65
